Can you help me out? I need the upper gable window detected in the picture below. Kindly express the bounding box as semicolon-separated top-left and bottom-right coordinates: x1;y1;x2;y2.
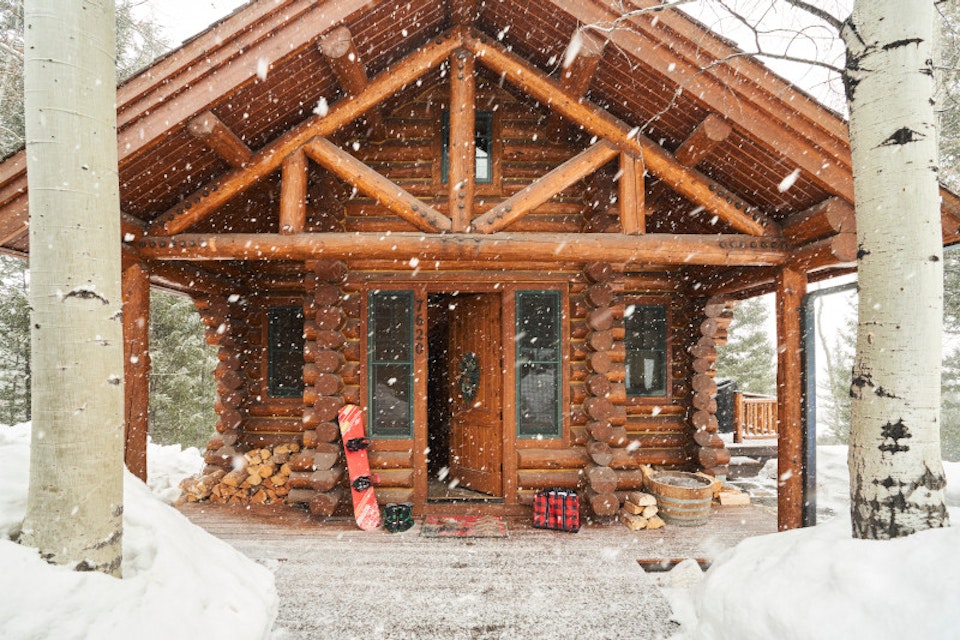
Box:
441;110;493;184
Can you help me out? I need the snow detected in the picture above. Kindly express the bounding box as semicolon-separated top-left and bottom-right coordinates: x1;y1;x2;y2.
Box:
0;423;277;640
664;445;960;640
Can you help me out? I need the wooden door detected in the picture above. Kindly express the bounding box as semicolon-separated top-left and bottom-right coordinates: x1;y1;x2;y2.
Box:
448;293;502;496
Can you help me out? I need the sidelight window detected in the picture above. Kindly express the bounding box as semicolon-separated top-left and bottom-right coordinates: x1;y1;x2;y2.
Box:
624;304;668;398
367;291;415;438
516;290;562;438
267;306;305;398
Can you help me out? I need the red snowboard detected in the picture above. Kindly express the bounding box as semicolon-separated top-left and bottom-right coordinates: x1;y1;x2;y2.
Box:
338;404;380;530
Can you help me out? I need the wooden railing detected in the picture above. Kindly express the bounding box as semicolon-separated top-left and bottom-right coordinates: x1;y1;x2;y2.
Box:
733;392;778;442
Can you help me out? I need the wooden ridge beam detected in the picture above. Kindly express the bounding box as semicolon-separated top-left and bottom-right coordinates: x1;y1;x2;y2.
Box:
472;140;619;234
464;31;778;238
188;111;253;168
319;27;387;141
545;28;607;143
147;27;463;237
619;153;645;235
302;137;451;233
448;48;476;231
136;231;789;266
280;149;308;234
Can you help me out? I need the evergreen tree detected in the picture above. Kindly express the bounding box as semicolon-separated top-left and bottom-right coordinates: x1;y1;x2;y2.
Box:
148;291;218;449
714;296;776;396
817;299;856;444
0;254;29;424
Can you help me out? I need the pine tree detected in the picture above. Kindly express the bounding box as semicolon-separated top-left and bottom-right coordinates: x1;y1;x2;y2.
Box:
714;297;776;396
0;254;29;424
817;300;856;444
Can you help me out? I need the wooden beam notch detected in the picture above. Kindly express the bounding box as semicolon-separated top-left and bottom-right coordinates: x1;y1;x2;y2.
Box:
319;26;387;142
187;110;253;168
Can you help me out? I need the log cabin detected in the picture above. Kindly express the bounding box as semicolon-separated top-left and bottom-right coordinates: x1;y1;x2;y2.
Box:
1;0;959;529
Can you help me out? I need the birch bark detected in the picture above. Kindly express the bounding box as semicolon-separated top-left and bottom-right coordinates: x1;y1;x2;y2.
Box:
19;0;124;574
844;0;950;539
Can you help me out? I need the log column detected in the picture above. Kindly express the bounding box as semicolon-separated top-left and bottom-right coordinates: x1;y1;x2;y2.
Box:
196;295;250;473
122;262;150;481
689;296;732;477
776;267;807;531
580;261;627;519
287;260;348;517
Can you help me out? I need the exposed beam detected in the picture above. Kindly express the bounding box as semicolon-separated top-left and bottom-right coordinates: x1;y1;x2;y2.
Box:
146;27;463;237
122;263;151;481
545;28;607;143
0;196;28;247
280;149;308;234
782;197;855;246
146;262;234;295
318;26;387;141
464;31;778;237
674;114;732;167
448;48;476;232
188;111;253;168
472;140;619;234
302;137;451;233
136;231;789;266
619;153;645;235
776;266;806;531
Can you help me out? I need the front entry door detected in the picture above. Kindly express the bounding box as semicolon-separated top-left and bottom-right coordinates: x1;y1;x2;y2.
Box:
448;293;502;496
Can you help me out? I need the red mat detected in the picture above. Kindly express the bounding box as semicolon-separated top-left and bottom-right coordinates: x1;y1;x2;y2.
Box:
420;515;508;538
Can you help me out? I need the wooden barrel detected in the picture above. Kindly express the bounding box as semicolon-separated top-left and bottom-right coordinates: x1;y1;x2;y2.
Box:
644;471;716;527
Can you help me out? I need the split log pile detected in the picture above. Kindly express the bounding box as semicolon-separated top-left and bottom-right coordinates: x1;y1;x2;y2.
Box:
195;295;250;466
579;261;628;519
689;296;733;477
618;491;666;531
179;443;298;504
286;260;349;517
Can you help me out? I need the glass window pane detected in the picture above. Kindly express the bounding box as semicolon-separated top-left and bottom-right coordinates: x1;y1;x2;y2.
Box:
367;291;414;438
625;304;668;397
267;306;304;398
516;291;561;438
441;110;493;184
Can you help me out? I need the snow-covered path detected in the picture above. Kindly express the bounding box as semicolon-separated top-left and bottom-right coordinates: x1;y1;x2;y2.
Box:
180;504;776;639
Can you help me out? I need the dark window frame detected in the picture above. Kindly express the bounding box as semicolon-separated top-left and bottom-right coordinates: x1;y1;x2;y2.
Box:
366;290;416;439
266;305;305;399
515;290;563;439
623;300;670;402
440;110;494;185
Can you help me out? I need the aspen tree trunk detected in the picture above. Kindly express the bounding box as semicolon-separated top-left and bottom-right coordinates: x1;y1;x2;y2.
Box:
19;0;124;575
844;0;950;539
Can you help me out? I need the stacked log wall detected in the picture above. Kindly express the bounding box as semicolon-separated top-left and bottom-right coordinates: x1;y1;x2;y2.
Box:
687;296;733;477
285;260;349;517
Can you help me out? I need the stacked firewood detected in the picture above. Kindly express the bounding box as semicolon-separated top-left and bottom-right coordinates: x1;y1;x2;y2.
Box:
618;491;666;531
179;443;299;505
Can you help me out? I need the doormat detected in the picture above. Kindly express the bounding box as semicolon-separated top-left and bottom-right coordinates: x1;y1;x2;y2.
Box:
420;515;508;538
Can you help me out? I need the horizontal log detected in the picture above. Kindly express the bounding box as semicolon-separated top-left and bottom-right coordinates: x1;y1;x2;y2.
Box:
587;330;614;352
587;307;615;332
693;431;725;448
368;449;414;469
517;447;590;469
586;373;612;398
614;469;647;491
698;446;731;468
586;283;614;308
517;469;581;490
584;261;614;283
585;489;620;517
309;487;344;516
375;488;415;505
288;466;344;492
137;232;790;266
692;410;720;432
585;464;618;494
373;468;415;488
782;197;855;246
788;233;857;272
584;396;616;421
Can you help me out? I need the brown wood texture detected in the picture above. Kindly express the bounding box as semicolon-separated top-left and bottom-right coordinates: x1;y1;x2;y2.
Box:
187;110;253;167
544;27;606;142
776;266;806;531
318;26;387;140
619;153;645;234
448;48;476;231
782;197;856;246
122;263;151;481
280;149;307;234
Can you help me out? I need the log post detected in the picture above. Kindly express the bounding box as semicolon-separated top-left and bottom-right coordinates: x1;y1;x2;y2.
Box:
619;153;645;235
776;267;806;531
449;48;476;232
122;263;150;481
280;149;307;234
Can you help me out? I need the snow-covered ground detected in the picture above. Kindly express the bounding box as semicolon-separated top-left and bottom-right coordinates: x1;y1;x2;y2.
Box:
2;421;959;639
0;423;277;640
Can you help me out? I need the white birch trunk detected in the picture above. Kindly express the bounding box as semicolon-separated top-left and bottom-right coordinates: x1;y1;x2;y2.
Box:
19;0;124;574
844;0;950;539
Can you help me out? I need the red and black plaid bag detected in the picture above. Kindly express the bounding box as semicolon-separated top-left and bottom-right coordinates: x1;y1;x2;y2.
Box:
532;488;580;532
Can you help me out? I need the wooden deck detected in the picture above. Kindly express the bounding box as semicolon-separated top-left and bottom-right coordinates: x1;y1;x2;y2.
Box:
178;502;777;639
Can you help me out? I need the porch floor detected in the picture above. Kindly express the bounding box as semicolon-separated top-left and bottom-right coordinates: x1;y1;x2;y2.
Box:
178;502;777;639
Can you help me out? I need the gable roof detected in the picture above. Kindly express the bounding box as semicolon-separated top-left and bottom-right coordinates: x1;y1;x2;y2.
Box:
1;0;958;293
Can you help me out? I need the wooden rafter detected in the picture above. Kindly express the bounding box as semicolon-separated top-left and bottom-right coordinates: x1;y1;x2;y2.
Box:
136;231;789;266
619;153;645;235
782;197;855;246
302;137;452;233
448;48;476;231
471;140;619;234
647;113;731;210
188;111;253;168
450;0;479;25
463;31;779;237
279;149;308;234
147;27;464;237
545;28;607;144
319;26;387;141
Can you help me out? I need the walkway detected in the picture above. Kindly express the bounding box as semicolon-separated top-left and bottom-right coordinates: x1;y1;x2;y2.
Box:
179;503;776;639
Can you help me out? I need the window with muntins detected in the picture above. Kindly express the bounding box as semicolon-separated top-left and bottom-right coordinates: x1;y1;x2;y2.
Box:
516;290;562;438
367;291;415;438
440;110;493;184
267;306;305;398
624;304;668;398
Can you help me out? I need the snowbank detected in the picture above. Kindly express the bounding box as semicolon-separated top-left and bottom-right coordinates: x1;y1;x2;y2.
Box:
667;448;960;640
0;423;277;640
